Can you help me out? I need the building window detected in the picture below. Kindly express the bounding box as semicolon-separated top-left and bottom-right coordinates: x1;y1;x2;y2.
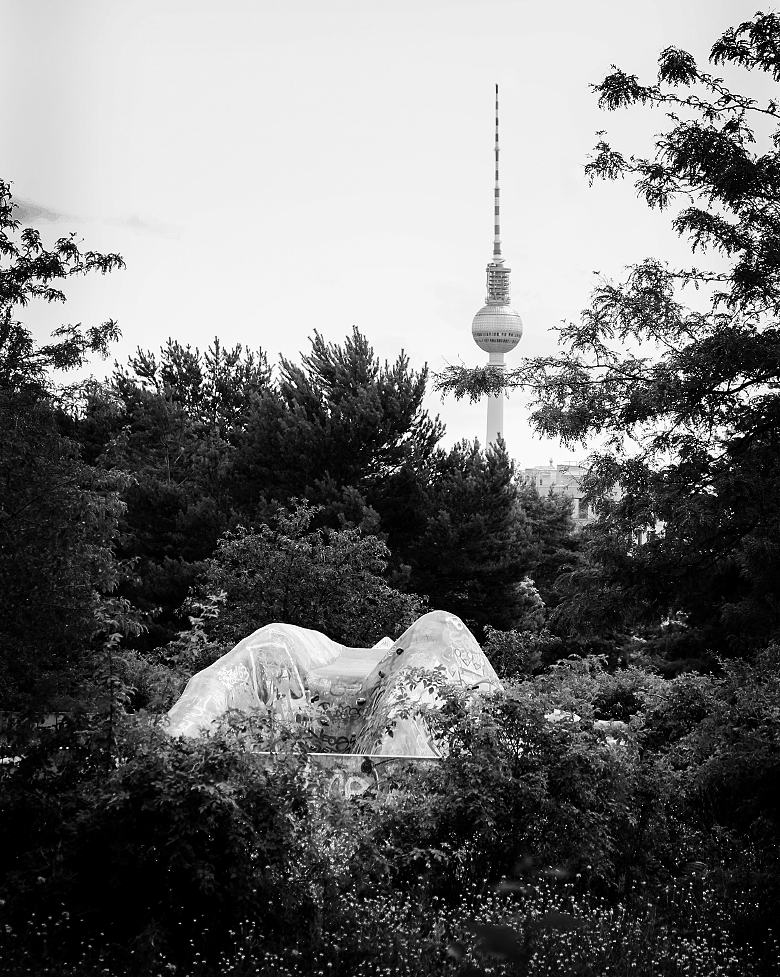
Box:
578;499;589;519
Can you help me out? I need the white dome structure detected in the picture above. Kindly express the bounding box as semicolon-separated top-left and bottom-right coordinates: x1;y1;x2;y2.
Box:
472;304;523;354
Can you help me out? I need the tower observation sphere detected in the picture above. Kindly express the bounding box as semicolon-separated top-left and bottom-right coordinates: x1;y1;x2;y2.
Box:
472;84;523;447
471;303;523;354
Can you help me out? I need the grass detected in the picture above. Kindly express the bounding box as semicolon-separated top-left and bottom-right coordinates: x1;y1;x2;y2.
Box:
2;876;776;977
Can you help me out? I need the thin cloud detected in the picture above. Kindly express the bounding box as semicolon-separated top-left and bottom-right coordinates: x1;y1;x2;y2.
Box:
118;214;182;239
12;198;180;240
14;198;73;224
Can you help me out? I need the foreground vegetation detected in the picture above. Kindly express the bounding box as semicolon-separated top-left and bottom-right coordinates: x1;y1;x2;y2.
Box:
2;647;779;976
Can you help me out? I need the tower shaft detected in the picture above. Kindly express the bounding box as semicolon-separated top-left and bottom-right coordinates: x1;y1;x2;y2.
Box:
486;351;506;446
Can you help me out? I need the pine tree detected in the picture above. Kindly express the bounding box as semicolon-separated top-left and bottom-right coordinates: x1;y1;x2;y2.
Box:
402;440;542;634
229;326;444;516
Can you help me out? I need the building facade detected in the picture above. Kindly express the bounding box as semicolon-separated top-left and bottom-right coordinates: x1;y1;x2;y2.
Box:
523;460;595;528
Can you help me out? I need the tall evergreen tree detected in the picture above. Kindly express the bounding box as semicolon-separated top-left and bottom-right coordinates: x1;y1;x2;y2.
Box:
74;339;273;650
229;326;444;516
400;439;573;635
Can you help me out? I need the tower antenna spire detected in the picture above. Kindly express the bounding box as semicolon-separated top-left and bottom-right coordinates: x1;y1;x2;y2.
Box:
493;83;502;262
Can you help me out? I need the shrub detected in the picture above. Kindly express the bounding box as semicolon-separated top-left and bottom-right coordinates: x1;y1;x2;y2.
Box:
483;626;563;679
367;686;657;893
591;667;664;722
0;717;319;971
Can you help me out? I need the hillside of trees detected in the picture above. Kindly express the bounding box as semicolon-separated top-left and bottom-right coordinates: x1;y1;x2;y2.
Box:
1;253;578;709
2;12;780;977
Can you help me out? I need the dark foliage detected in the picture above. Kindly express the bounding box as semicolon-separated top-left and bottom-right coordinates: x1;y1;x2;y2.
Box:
192;502;425;651
0;180;134;707
229;326;443;514
396;441;578;637
1;651;779;975
0;719;317;972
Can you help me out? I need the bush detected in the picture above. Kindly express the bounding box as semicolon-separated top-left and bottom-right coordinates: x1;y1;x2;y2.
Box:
482;626;563;679
0;717;319;971
591;667;664;722
2;645;780;976
364;685;668;895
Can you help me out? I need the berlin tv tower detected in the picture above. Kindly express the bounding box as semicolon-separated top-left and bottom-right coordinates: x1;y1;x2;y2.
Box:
471;84;523;448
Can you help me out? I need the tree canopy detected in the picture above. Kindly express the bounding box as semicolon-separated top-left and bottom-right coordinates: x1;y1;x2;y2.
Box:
229;326;444;513
436;12;780;653
0;180;132;707
190;502;425;651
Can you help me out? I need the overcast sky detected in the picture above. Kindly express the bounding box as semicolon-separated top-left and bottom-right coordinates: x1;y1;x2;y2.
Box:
1;0;765;465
